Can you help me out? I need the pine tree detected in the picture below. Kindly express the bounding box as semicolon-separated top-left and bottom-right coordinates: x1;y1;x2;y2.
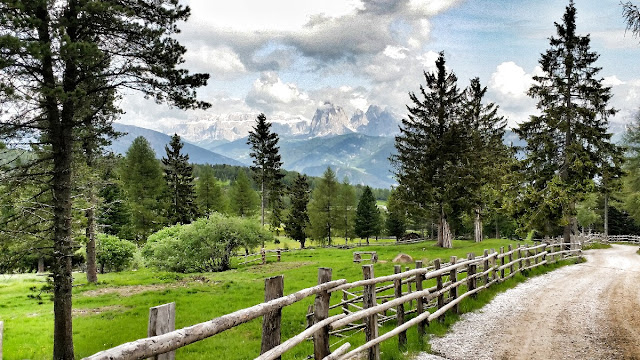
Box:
120;137;168;243
163;134;198;224
336;177;357;244
392;51;470;248
386;189;407;240
463;77;508;242
196;165;227;214
284;174;311;248
623;2;640;37
516;1;620;245
308;167;339;245
355;186;381;245
247;114;284;226
229;170;260;218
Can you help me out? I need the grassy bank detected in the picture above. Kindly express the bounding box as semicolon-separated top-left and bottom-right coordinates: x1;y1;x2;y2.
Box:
0;238;577;359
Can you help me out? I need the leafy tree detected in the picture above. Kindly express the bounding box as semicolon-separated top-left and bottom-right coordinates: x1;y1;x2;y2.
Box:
576;192;600;233
355;186;382;245
516;1;620;245
96;234;137;273
392;52;470;248
284;174;311;248
336;177;357;244
247;114;284;226
196;165;227;214
120;137;168;243
163;134;198;224
229;170;260;218
0;1;208;356
386;189;407;240
143;214;272;272
308;167;339;245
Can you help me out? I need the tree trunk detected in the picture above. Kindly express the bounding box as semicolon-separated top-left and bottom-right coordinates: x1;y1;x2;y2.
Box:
38;256;45;273
85;150;98;284
495;216;499;239
604;192;609;237
437;209;453;248
474;208;483;242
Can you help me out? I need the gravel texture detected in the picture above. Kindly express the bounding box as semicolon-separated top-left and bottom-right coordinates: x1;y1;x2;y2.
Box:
414;244;640;360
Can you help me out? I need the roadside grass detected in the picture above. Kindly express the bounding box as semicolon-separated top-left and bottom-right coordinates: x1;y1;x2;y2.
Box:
0;238;575;359
582;242;612;250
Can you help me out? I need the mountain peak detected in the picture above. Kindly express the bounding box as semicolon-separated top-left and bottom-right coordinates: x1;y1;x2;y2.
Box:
309;102;354;137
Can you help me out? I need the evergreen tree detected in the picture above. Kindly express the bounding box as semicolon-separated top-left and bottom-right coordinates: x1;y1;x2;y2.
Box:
336;177;357;244
247;113;284;226
392;52;470;248
0;2;208;355
516;1;620;245
308;167;339;245
196;165;227;214
623;2;640;37
120;137;167;243
163;134;198;224
355;186;381;245
386;189;407;240
284;174;311;248
463;77;508;242
229;170;260;218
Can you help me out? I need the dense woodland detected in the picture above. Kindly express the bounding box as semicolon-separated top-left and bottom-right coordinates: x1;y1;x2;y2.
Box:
1;1;640;359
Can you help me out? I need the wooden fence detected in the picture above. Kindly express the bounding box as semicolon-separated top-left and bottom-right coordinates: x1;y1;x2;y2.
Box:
82;240;582;360
235;249;284;266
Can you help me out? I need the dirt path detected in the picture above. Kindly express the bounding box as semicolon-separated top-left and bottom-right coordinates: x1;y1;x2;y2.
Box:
416;244;640;360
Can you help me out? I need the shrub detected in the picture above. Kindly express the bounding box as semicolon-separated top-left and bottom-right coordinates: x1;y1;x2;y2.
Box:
143;214;274;273
97;234;137;272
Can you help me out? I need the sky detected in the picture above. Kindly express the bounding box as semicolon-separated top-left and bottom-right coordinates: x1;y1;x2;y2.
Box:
119;0;640;131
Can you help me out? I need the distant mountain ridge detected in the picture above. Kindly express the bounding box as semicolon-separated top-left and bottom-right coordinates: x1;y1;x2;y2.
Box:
109;123;242;166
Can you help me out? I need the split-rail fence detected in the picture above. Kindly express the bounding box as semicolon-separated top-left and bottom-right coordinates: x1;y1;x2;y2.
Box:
82;240;581;360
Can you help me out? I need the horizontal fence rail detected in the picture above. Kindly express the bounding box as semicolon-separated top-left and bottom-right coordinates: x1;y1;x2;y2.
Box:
83;240;584;360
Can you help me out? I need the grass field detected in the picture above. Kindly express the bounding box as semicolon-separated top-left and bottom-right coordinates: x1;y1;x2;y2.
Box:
0;238;577;359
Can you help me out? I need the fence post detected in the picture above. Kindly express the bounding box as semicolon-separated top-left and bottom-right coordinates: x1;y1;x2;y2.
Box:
542;244;547;263
490;248;497;283
406;266;413;309
306;304;314;328
313;268;332;360
483;250;489;286
342;291;349;315
526;245;532;269
518;246;523;271
415;260;425;336
500;247;505;280
261;275;284;358
148;302;176;360
261;248;266;265
508;244;514;275
277;249;281;262
434;259;444;323
467;253;476;299
362;265;380;360
534;245;539;265
449;256;458;314
393;265;406;350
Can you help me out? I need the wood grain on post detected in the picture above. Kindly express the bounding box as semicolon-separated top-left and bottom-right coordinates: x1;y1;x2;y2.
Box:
342;291;349;315
508;244;514;275
434;259;444;322
415;260;426;336
483;250;489;286
467;253;477;299
393;265;407;350
148;302;176;360
449;256;458;314
313;268;332;360
261;275;284;358
406;266;413;309
307;304;314;328
500;247;505;280
362;265;380;360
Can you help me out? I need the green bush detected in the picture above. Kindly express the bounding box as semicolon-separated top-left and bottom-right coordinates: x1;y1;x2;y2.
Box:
143;214;273;273
97;234;137;272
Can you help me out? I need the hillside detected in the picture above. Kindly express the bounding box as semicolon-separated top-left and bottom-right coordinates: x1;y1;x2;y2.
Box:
110;123;242;166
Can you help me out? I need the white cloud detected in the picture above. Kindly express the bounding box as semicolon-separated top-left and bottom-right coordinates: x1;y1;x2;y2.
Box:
602;75;625;87
383;45;409;60
408;0;465;16
245;72;311;113
184;46;246;77
489;62;535;99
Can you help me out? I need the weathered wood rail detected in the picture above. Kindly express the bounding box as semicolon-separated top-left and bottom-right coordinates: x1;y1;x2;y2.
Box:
234;248;284;266
83;241;582;360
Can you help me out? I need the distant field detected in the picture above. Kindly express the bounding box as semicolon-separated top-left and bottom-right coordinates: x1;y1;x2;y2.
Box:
0;238;568;359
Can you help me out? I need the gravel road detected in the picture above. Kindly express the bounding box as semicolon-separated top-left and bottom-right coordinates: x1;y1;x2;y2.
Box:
415;244;640;360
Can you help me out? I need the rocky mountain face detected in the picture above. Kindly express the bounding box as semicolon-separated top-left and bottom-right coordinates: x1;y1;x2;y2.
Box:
309;103;401;138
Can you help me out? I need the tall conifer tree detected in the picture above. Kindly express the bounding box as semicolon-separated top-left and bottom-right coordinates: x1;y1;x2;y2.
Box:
196;166;227;214
308;167;339;245
392;52;470;248
336;177;357;244
247;113;284;226
284;174;310;248
516;1;619;245
355;186;381;245
229;170;260;218
163;134;198;224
